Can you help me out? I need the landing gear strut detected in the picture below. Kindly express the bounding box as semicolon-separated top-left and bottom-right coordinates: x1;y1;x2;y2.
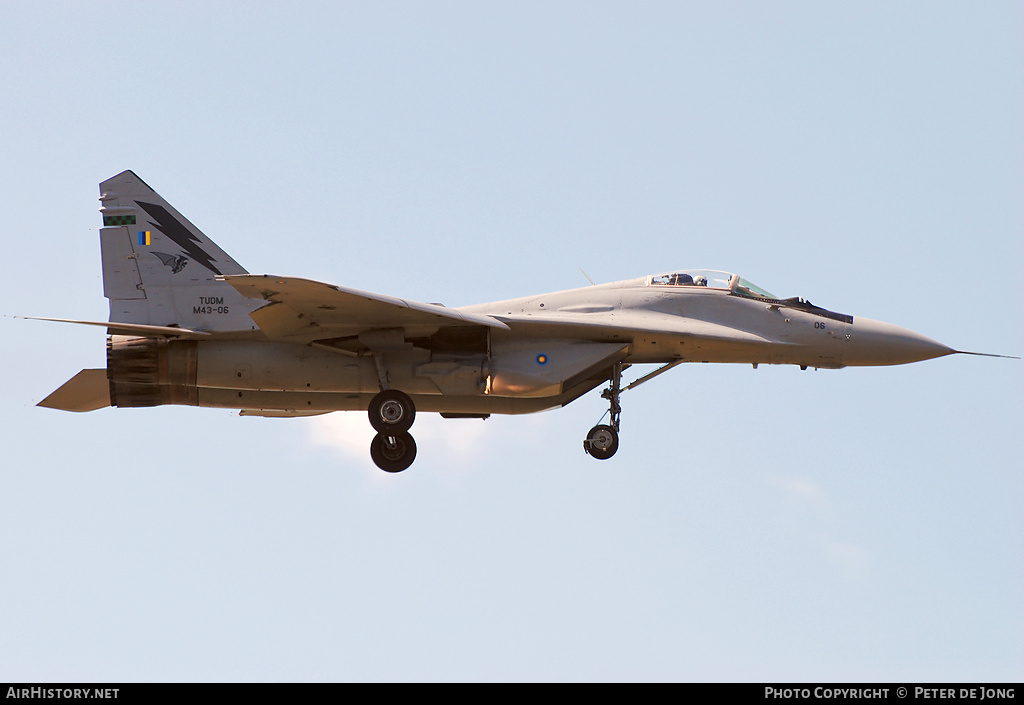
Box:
584;362;622;460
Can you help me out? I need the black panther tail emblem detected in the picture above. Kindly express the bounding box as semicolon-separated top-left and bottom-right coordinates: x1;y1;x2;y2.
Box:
152;251;189;274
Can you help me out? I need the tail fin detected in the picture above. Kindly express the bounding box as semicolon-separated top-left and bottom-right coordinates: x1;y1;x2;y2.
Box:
99;170;255;331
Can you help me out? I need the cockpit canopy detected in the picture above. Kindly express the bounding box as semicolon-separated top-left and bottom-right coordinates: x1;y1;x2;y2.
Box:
647;269;778;300
646;269;854;323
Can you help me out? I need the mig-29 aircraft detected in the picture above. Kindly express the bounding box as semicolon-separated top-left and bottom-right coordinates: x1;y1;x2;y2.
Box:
30;171;1013;472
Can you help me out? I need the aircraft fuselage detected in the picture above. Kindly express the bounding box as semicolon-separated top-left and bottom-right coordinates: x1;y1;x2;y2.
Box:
93;274;953;421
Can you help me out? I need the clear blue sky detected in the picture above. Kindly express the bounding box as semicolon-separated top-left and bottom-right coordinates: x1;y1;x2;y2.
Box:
1;1;1021;682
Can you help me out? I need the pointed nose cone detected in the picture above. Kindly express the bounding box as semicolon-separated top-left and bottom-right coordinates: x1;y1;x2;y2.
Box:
845;317;954;366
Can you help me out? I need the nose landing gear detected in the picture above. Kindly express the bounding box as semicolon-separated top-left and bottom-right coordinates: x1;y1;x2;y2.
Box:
583;359;684;461
584;362;622;460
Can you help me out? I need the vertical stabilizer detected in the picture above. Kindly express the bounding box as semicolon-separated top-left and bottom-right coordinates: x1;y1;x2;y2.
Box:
98;171;257;332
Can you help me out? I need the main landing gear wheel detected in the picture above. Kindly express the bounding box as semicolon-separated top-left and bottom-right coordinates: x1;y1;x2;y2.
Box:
368;389;416;434
584;424;619;460
370;431;417;473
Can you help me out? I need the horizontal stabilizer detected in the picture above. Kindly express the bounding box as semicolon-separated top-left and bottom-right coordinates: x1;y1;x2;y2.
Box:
38;369;110;412
19;317;211;339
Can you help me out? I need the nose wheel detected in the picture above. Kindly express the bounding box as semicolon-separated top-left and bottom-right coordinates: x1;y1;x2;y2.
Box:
584;424;619;460
584;362;622;460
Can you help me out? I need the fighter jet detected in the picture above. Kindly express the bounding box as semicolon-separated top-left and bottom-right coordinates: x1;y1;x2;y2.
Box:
30;171;1015;472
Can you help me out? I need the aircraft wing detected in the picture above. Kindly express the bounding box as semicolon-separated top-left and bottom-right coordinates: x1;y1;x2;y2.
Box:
221;275;510;342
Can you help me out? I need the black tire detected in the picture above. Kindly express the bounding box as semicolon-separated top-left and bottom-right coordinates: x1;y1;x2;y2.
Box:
584;424;618;460
368;389;416;434
370;431;417;473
